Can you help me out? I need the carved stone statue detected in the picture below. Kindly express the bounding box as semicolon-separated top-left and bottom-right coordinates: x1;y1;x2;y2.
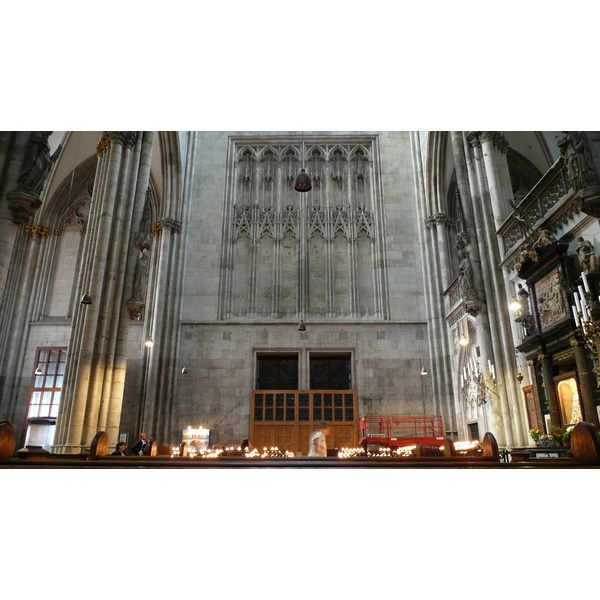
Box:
8;132;62;224
517;283;530;316
515;246;530;273
535;228;557;247
457;249;474;298
558;131;598;193
576;236;597;272
16;132;60;196
131;248;150;301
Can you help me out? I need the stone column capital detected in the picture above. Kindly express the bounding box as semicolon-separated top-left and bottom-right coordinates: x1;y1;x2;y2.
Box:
479;131;509;153
426;212;449;229
152;217;182;236
96;132;137;157
467;132;482;148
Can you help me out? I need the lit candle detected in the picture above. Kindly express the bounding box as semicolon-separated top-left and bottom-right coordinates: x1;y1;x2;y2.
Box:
581;299;589;321
572;306;580;327
582;271;590;293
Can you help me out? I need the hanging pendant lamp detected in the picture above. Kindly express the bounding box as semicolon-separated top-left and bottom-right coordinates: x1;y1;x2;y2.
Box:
294;132;312;192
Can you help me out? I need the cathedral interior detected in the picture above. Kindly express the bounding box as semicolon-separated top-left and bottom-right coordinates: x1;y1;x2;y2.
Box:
2;7;597;600
2;130;600;458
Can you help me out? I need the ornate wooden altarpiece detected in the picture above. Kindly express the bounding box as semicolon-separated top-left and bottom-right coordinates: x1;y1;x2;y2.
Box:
515;243;599;427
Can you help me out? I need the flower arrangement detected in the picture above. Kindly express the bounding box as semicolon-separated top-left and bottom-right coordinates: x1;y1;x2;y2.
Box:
529;429;543;443
549;426;566;443
530;426;574;446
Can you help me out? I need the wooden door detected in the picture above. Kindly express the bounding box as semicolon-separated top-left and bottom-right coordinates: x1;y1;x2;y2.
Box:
250;390;358;455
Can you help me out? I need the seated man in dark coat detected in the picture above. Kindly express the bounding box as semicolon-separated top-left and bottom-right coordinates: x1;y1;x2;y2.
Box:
130;433;148;456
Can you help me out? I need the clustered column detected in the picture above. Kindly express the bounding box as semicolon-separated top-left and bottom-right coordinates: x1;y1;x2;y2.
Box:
53;132;152;453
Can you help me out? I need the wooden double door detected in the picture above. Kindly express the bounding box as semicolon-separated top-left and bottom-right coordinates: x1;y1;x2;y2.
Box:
250;390;358;455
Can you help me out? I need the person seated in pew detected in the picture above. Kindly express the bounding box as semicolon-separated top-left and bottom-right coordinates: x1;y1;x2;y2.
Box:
111;441;127;456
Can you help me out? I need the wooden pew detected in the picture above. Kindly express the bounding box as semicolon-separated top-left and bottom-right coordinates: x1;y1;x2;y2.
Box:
87;431;109;460
571;421;600;463
0;421;16;460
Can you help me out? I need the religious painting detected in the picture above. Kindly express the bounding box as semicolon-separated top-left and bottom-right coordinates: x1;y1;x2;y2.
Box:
535;268;566;329
523;386;539;430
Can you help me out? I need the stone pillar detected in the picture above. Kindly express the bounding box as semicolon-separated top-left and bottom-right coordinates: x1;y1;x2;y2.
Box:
571;339;600;427
479;131;511;231
410;132;455;430
463;132;527;446
104;132;155;446
0;225;45;419
53;132;145;453
538;353;561;427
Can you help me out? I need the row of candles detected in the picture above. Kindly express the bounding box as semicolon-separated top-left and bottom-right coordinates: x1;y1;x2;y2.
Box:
170;441;482;458
338;440;481;458
170;445;295;458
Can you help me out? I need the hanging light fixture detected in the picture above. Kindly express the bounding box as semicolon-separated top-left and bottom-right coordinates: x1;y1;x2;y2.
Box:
181;367;188;374
509;297;521;311
298;320;306;331
81;292;92;305
420;366;428;376
145;336;154;347
458;334;469;346
294;132;312;192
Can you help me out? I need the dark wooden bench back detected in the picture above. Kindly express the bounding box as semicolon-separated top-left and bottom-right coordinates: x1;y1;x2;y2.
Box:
87;431;109;461
443;437;456;457
571;421;600;463
482;432;500;461
0;421;16;460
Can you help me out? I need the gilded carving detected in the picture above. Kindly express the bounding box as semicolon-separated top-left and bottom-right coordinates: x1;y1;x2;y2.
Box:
24;224;50;238
96;134;110;157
